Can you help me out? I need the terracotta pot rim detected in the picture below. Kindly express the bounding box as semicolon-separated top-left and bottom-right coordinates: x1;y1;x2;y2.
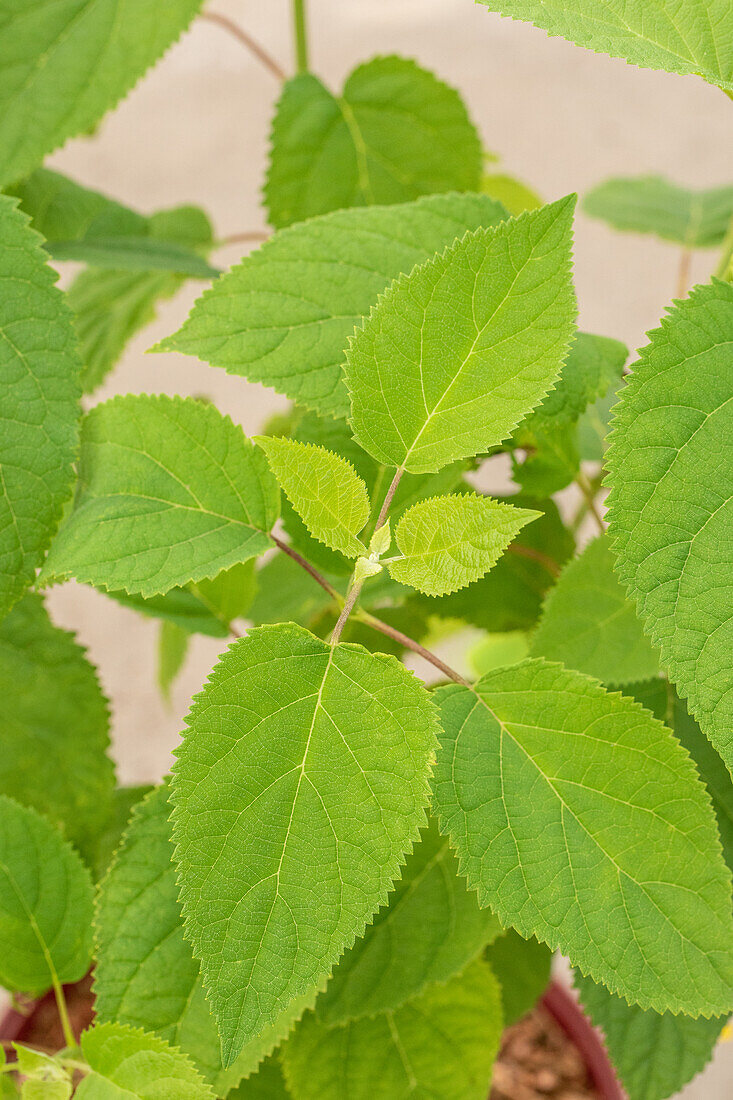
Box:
1;978;623;1097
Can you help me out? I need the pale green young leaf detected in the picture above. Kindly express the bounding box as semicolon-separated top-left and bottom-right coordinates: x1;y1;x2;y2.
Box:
484;928;552;1026
468;631;530;678
0;1;205;187
264;57;481;229
415;496;574;631
40;395;279;597
316;817;501;1026
432;658;733;1016
476;1;733;91
256;436;370;558
171;623;439;1066
75;1023;214;1100
605;280;733;770
626;680;733;870
283;959;503;1100
0;796;93;993
157;193;507;419
584;177;733;248
531;535;660;684
95;784;319;1093
575;972;725;1100
0;595;115;865
21;1082;70;1100
481;172;541;214
157;621;190;703
390;494;538;596
528;330;628;427
0;196;81;618
345;197;577;473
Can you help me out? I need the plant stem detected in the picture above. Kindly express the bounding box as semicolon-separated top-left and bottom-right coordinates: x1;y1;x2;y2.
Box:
676;248;692;298
216;230;269;248
271;534;343;604
506;543;561;578
199;11;286;82
52;975;77;1052
330;580;363;646
292;0;309;74
356;610;470;686
575;470;605;535
374;467;404;531
715;212;733;281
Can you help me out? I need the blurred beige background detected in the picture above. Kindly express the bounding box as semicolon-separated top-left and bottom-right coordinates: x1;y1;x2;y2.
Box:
41;2;732;1094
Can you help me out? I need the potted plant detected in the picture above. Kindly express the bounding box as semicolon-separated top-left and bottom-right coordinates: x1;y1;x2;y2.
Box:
0;1;731;1098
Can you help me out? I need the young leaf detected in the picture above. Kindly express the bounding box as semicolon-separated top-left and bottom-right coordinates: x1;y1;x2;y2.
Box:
345;197;577;473
75;1023;215;1100
316;817;501;1026
0;0;206;187
264;57;481;228
584;176;733;248
0;796;93;993
40;395;279;597
626;680;733;870
95;784;318;1093
0;195;81;618
415;496;574;631
476;1;733;91
256;437;370;558
528;330;628;427
481;172;541;214
390;494;539;596
605;280;733;770
575;972;725;1100
157;192;507;419
282;959;503;1100
11;1045;71;1098
432;659;733;1017
484;928;552;1026
158;621;190;703
531;535;660;684
171;623;440;1065
0;595;115;865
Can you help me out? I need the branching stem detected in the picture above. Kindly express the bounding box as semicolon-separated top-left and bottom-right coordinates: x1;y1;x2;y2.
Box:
199;11;286;82
271;535;342;604
374;467;404;531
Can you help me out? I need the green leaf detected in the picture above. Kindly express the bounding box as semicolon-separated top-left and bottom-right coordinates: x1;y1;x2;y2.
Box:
157;192;507;419
626;680;733;871
282;959;503;1100
476;1;733;91
264;57;481;229
345;197;577;473
91;785;152;881
415;496;574;631
104;587;229;639
529;330;628;427
9;168;147;242
531;535;660;684
577;378;623;462
511;421;580;497
481;172;541;214
0;195;81;618
171;623;439;1065
390;494;538;596
0;0;205;187
248;554;336;629
225;1057;291;1100
316;817;501;1026
191;560;257;627
584;176;733;248
605;280;733;770
157;621;190;702
575;971;725;1100
0;595;115;865
484;928;552;1026
40;395;279;597
47;236;219;278
75;1023;214;1100
468;631;530;678
0;795;93;993
432;658;733;1016
95;784;318;1093
256;436;370;558
69;206;214;394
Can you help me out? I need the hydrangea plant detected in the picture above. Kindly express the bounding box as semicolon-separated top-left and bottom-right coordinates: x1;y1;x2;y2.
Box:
0;2;731;1098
